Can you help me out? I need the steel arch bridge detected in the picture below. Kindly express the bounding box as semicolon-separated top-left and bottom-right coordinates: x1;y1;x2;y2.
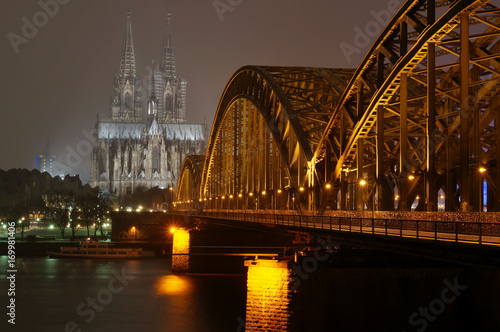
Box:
176;155;205;205
176;0;500;214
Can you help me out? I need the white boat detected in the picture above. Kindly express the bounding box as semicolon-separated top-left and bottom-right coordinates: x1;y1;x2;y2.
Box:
47;240;156;259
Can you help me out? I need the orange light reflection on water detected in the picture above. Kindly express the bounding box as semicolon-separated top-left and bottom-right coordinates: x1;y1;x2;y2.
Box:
155;275;192;296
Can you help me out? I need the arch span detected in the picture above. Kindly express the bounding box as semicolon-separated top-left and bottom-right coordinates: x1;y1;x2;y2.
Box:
176;155;205;208
200;66;353;210
315;0;500;212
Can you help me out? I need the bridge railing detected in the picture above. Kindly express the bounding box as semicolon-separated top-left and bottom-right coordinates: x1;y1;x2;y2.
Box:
197;211;500;247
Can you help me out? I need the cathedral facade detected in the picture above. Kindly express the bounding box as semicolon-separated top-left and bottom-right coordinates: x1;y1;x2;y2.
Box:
90;11;206;197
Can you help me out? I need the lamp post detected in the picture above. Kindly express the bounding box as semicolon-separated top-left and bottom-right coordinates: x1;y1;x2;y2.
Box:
359;179;375;221
479;167;486;222
169;186;174;211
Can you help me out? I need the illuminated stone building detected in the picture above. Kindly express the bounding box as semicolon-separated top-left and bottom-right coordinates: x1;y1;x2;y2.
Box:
90;11;206;197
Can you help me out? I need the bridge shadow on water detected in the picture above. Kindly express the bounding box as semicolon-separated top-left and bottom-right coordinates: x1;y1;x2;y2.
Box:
172;222;500;332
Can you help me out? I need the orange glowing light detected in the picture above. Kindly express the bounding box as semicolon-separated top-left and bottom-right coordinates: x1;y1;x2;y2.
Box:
408;175;415;180
277;189;282;194
261;191;266;195
299;187;305;192
172;229;190;272
359;180;367;186
325;183;332;189
249;192;254;197
155;275;191;295
245;263;291;329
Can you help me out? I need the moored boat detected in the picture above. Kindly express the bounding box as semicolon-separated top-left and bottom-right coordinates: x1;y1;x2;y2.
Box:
47;239;156;259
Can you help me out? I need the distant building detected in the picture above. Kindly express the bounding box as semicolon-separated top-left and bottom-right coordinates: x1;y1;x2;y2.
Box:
90;11;206;197
36;152;57;177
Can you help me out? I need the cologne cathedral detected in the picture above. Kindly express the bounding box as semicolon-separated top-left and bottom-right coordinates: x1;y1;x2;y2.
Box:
90;11;206;197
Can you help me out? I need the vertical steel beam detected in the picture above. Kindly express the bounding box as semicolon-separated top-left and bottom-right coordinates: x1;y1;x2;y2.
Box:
340;113;347;209
427;0;435;25
377;53;385;88
460;12;470;211
356;138;364;211
496;99;500;211
376;104;385;211
473;76;481;212
427;43;437;211
445;99;454;211
400;73;408;211
400;21;408;56
356;80;364;211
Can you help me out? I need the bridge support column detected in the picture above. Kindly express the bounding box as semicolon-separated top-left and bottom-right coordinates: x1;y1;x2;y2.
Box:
400;73;408;211
427;42;437;211
376;104;385;211
340;173;347;210
356;138;365;211
460;11;471;212
496;98;500;211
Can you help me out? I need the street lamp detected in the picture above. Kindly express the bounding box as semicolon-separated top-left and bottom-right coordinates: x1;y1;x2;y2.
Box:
479;167;486;220
169;186;174;211
359;179;374;220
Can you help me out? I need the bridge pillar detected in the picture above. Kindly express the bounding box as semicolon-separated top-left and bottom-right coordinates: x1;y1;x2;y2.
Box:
356;138;365;211
340;171;348;210
376;104;386;211
399;73;408;211
496;98;500;211
460;11;471;212
426;42;437;212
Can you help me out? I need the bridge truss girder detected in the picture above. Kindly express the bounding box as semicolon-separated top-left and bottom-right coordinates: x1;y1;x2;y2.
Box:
200;66;353;210
176;155;205;207
316;0;500;213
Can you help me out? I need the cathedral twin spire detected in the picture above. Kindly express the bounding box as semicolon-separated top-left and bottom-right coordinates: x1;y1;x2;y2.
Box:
160;13;177;80
119;9;177;82
118;9;136;80
111;9;185;123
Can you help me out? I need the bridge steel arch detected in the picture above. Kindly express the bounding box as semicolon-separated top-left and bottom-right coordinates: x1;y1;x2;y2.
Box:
315;0;500;213
200;66;353;210
176;155;205;209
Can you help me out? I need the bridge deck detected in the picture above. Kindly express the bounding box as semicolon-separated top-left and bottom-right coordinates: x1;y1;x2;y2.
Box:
189;211;500;267
196;211;500;247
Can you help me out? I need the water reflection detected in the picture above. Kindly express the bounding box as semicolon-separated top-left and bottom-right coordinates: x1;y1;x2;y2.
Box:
172;229;190;272
155;275;192;295
244;259;292;331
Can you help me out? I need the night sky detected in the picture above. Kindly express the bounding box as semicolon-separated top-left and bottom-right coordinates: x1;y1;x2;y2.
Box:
1;0;398;182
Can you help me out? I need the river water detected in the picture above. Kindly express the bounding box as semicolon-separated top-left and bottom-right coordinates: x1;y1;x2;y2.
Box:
2;254;499;332
0;257;247;332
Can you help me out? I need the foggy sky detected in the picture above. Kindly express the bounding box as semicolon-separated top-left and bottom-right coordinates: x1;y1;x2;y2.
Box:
0;0;398;182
